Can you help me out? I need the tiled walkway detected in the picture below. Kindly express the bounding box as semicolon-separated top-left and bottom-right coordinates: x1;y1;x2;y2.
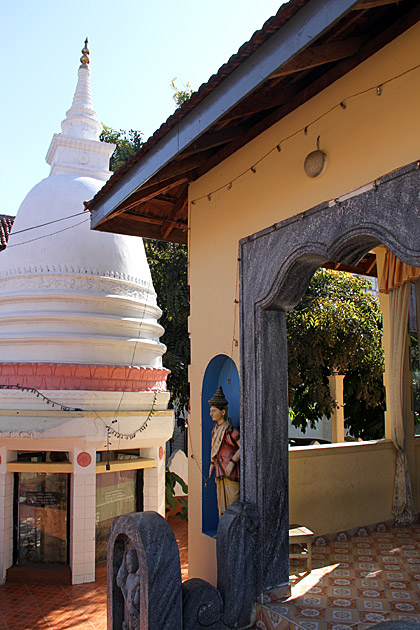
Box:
3;519;420;630
0;516;187;630
257;521;420;630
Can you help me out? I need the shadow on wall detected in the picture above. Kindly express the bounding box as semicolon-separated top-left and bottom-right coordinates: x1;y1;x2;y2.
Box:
201;354;239;537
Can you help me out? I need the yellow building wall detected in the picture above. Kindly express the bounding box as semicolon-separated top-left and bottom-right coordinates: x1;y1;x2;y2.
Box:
289;442;396;535
187;21;420;584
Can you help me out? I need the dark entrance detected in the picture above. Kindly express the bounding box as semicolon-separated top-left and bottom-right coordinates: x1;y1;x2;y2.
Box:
15;472;69;565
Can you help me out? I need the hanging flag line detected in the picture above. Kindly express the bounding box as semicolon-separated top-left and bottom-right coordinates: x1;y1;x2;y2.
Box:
0;383;160;439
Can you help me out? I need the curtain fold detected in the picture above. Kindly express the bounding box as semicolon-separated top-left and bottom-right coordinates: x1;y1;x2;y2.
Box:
389;282;414;524
416;279;420;346
379;249;420;294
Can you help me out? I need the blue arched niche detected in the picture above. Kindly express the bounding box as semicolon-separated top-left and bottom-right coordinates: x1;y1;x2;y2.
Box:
201;354;240;537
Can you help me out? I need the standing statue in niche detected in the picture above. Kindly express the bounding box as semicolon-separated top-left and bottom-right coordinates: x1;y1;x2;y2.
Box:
208;386;240;517
116;548;140;630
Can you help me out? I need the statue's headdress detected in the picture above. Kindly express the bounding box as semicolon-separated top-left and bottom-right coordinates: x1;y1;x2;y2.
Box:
209;386;228;409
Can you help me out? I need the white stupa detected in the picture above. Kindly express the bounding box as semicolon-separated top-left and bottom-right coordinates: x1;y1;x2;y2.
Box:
0;40;173;585
0;39;166;372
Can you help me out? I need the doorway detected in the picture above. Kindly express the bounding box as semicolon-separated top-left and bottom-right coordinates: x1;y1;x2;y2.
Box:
14;472;69;566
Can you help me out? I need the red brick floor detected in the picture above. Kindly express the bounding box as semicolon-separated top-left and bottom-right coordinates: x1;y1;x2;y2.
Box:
0;517;187;630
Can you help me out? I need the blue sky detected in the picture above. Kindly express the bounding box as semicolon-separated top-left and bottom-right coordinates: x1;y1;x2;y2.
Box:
2;1;283;217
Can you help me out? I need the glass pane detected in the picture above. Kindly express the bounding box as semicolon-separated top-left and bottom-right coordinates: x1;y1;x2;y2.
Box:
17;473;68;565
95;470;137;564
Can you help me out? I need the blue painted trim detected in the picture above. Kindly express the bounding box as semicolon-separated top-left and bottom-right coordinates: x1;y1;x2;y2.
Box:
201;355;240;535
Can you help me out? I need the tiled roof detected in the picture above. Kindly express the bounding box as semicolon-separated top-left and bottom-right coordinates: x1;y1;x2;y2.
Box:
0;215;14;251
87;0;420;244
86;0;309;209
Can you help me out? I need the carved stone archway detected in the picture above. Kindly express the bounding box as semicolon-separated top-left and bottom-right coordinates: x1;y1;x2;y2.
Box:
239;160;420;595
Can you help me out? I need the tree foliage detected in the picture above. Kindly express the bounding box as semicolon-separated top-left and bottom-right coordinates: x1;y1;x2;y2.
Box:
165;467;188;521
143;240;189;414
100;126;190;414
171;78;194;108
287;269;385;440
100;126;143;172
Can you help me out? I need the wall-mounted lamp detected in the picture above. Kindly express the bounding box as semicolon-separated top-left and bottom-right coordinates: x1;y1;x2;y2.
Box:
304;136;327;178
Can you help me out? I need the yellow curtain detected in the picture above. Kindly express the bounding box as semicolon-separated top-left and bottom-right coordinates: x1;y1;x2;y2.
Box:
388;283;414;524
378;248;415;523
379;249;420;294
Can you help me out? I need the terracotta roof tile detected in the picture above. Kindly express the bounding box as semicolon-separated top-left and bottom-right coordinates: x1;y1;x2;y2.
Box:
86;0;309;209
0;214;14;250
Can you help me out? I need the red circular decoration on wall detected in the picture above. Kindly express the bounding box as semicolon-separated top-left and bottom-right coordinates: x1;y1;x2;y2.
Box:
77;452;92;467
159;446;164;460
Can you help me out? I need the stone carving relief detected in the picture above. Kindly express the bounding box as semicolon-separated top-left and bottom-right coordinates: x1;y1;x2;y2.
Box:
108;505;258;629
0;430;36;438
0;272;156;304
116;548;141;630
0;265;154;288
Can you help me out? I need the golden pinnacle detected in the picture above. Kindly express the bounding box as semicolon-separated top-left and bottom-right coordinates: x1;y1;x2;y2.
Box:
80;37;90;66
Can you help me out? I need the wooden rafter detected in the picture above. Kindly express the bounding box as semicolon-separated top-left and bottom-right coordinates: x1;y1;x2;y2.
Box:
354;0;406;9
106;176;190;221
197;2;420;181
117;211;186;230
160;183;189;241
221;85;296;122
177;126;247;159
270;37;362;78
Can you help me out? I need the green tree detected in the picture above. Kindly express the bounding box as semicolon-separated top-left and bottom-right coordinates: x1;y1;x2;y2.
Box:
101;126;190;415
100;126;143;172
171;78;194;108
143;240;189;414
287;269;385;440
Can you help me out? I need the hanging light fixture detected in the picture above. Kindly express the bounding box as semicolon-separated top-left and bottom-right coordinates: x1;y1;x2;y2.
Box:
304;136;327;178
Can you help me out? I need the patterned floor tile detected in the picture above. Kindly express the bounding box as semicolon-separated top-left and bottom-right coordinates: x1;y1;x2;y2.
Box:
294;605;326;621
356;598;391;613
356;587;386;599
293;595;327;609
325;623;358;630
358;610;392;624
329;578;355;588
355;577;384;589
324;607;359;624
256;606;290;629
294;620;326;630
326;587;357;599
385;587;418;602
388;600;420;614
390;612;420;623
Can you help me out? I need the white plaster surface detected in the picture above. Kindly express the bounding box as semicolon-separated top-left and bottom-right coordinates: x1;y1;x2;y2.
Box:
71;448;96;583
0;62;165;368
0;51;172;586
143;445;166;516
0;446;14;583
167;448;188;496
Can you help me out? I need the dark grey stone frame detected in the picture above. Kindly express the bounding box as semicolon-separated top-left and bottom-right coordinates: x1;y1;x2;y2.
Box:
239;160;420;596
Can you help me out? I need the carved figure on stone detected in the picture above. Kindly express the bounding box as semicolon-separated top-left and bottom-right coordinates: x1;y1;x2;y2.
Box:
208;386;240;517
116;548;140;630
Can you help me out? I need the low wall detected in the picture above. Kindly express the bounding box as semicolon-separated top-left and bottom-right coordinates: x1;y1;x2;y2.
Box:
289;440;397;535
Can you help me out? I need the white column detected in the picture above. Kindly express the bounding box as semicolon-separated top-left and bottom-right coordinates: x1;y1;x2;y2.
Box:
142;444;166;517
0;447;14;583
70;447;96;584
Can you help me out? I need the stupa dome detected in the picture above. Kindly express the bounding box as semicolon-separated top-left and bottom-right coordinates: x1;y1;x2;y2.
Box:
0;44;166;371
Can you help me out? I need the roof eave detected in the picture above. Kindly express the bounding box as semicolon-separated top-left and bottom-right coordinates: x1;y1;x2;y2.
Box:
89;0;360;230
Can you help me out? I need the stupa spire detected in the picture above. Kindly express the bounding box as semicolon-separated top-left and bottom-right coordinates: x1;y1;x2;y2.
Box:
80;37;90;67
60;37;102;141
45;38;114;179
